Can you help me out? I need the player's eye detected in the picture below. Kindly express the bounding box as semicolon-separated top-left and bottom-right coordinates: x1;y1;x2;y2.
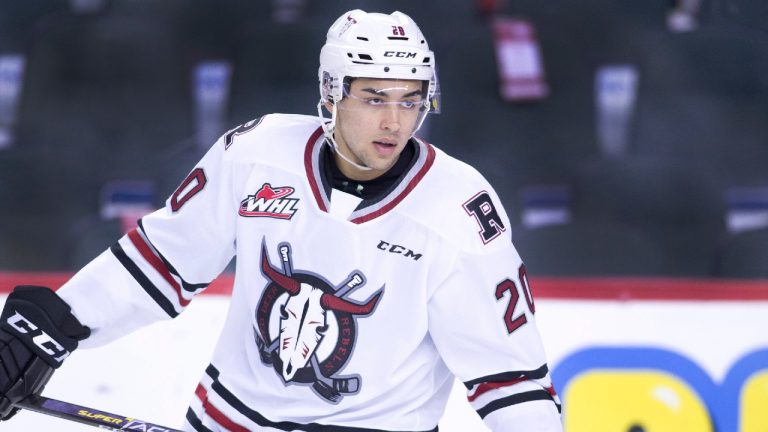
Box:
365;98;384;106
400;100;419;109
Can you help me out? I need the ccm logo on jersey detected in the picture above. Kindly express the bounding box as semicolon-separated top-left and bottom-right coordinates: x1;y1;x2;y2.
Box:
239;183;299;220
6;311;70;362
376;240;422;261
463;191;506;244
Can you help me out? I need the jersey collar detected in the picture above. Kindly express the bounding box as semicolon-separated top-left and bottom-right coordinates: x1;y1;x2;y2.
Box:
304;126;435;224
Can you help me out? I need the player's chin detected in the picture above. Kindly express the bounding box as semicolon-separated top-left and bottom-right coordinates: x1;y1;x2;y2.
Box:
366;156;397;173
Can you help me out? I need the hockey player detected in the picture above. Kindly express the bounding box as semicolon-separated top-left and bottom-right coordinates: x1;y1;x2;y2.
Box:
0;10;562;431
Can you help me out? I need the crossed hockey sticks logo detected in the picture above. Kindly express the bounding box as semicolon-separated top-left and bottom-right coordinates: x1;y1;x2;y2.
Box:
254;242;383;403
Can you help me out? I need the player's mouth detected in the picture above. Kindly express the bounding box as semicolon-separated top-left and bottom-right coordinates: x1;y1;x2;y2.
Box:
373;139;398;156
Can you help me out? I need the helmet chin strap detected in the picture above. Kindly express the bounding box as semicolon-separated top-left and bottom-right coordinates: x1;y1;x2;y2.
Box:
316;99;374;172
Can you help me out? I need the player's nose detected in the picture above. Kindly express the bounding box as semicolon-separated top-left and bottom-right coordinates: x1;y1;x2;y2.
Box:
380;105;401;132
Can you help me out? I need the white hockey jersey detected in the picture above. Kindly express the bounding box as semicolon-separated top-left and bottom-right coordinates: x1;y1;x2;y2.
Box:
59;114;562;431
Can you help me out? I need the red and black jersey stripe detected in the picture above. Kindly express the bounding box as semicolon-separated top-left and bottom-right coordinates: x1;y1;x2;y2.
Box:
464;364;561;418
476;389;560;419
189;364;439;432
110;223;210;318
111;240;179;318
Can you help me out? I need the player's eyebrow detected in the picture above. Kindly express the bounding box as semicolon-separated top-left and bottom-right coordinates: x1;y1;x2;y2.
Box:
360;88;423;98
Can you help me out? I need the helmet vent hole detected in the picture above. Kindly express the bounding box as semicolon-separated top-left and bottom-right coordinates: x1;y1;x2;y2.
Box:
411;68;416;73
384;67;390;72
346;53;353;58
356;37;369;41
358;54;373;61
387;36;408;41
422;57;430;63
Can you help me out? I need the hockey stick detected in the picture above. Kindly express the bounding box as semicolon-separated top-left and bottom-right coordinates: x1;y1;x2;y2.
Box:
16;395;184;431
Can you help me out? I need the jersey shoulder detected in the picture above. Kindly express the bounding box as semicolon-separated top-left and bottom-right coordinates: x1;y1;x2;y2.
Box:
220;114;323;165
408;143;512;253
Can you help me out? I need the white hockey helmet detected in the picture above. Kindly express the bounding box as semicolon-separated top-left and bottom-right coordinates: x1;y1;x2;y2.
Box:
319;10;438;109
317;10;439;170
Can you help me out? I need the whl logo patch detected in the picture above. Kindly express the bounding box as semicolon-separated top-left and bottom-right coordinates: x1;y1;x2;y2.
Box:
239;183;299;219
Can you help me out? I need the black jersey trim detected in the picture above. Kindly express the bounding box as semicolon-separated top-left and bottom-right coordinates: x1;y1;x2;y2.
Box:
204;364;438;432
137;219;210;293
322;139;418;202
110;242;179;318
304;127;436;224
356;139;420;208
475;389;557;419
186;408;214;432
463;364;550;389
348;139;435;224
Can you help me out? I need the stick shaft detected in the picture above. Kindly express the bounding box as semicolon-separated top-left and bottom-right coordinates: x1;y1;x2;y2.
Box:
16;395;184;432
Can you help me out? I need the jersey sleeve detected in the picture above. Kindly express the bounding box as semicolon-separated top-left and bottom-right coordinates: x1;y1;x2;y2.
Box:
58;132;244;347
427;189;562;431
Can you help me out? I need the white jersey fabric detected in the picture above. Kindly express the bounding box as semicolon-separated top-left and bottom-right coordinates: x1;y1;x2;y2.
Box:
59;114;562;431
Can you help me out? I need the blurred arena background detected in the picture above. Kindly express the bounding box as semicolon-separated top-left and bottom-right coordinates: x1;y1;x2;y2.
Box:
1;1;768;431
0;0;766;277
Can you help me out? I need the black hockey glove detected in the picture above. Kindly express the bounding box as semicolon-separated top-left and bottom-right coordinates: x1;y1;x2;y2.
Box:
0;286;90;420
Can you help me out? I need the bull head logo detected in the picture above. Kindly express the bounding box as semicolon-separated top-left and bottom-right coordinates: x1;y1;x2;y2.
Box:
255;242;383;402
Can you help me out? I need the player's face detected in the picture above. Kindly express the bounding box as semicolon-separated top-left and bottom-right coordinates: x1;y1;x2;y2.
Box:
332;78;424;181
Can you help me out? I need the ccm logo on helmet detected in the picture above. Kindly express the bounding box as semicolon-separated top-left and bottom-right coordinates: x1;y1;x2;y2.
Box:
6;311;70;362
383;51;417;59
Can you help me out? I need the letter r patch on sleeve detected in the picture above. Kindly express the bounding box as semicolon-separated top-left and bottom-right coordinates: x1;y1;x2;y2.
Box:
463;191;506;244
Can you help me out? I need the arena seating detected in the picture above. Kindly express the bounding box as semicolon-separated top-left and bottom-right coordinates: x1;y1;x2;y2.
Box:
0;0;765;277
713;227;768;279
